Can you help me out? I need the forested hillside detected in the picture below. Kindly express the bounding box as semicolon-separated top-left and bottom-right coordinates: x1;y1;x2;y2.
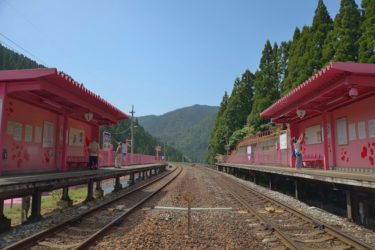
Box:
0;43;184;161
100;120;184;161
0;43;43;69
208;0;375;163
139;105;218;162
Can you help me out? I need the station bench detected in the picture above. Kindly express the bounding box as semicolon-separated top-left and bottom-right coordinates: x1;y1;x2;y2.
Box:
303;154;323;169
67;156;88;169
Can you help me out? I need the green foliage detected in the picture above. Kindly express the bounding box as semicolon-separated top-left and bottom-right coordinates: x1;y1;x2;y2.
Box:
138;105;218;162
309;0;333;70
323;0;362;62
208;70;254;163
248;41;279;130
101;119;184;161
228;126;254;147
0;43;43;70
359;0;375;63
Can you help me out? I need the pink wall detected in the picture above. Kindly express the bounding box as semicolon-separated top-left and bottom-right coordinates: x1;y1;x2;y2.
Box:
332;95;375;169
2;97;96;173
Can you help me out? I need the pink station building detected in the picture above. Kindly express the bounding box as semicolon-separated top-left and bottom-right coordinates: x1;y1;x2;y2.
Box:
226;62;375;173
260;62;375;172
0;68;128;175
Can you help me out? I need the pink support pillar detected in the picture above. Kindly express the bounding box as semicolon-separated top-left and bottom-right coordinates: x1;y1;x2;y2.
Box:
289;123;298;168
61;114;68;171
322;112;329;170
330;112;337;168
54;115;60;169
0;85;7;175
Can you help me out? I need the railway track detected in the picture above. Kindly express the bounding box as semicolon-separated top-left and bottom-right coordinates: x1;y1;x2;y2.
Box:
4;165;182;250
204;167;372;250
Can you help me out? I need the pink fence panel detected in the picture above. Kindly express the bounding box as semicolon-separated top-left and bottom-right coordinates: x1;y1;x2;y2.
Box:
99;151;163;167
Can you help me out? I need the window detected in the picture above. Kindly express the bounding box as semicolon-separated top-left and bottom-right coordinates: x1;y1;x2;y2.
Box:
43;121;55;148
305;125;322;145
336;117;348;145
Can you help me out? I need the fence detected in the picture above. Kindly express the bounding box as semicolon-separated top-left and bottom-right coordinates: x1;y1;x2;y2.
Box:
225;129;290;167
99;150;162;167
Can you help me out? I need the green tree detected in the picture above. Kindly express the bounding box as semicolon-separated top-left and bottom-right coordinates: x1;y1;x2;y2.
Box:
248;40;279;131
283;26;313;92
359;0;375;63
323;0;362;62
309;0;333;70
222;70;255;140
208;92;229;161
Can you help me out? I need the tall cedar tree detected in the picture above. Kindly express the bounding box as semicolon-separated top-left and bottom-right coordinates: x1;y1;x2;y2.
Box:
247;41;279;131
284;26;313;91
323;0;361;62
309;0;333;71
277;41;290;94
221;70;255;141
359;0;375;63
209;92;229;157
282;28;300;94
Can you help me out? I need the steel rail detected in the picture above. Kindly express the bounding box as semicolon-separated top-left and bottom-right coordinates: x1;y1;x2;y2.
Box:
210;172;300;249
4;165;178;250
204;166;373;250
74;166;182;250
233;177;373;250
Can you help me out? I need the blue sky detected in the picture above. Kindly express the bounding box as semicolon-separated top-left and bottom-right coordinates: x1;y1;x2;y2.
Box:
0;0;357;116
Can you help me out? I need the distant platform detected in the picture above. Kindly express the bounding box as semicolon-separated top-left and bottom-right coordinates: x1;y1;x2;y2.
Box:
217;163;375;189
0;163;167;200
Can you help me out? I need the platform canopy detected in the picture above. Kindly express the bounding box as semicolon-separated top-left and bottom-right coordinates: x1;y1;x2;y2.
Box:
261;62;375;123
0;68;128;125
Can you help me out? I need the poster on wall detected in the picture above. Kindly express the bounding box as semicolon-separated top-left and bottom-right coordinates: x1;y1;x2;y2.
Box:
13;122;23;141
34;126;42;143
69;128;84;147
102;131;111;150
43;121;55;148
279;133;288;149
336;117;348;145
305;125;322;145
25;124;33;142
349;123;356;141
368;119;375;138
358;121;366;139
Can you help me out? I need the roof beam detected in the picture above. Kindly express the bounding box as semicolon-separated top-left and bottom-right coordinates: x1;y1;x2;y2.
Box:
40;79;117;123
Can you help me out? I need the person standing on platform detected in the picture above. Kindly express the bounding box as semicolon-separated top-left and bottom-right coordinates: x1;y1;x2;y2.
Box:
122;140;127;164
89;138;99;170
115;142;123;168
293;133;304;169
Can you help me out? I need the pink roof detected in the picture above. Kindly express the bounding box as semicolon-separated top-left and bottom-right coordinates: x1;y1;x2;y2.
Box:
261;62;375;122
0;68;128;123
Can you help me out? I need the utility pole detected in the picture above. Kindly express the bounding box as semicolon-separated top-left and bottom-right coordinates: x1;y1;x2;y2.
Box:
130;105;135;164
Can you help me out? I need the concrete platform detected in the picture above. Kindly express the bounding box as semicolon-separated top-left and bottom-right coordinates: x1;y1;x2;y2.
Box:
0;164;167;200
217;163;375;189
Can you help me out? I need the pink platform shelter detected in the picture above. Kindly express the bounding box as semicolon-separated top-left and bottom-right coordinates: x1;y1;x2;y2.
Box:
0;68;128;175
261;62;375;171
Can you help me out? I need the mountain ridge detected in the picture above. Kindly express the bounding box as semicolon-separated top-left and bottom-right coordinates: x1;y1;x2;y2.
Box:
138;104;218;162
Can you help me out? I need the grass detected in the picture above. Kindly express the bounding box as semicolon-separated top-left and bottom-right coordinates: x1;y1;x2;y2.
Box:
4;186;88;226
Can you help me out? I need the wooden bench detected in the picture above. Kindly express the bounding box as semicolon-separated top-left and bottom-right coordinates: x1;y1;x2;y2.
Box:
67;156;88;169
303;154;323;169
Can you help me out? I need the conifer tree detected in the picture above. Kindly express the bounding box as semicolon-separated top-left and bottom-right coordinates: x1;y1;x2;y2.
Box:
359;0;375;63
247;41;279;131
277;41;290;94
209;92;229;158
282;28;300;94
283;26;312;92
222;70;254;140
309;0;333;70
323;0;362;62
